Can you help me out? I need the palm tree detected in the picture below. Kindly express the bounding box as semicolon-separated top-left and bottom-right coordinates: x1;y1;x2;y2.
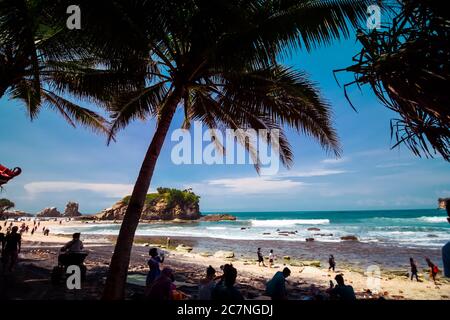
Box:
0;0;137;133
336;0;450;160
99;0;370;299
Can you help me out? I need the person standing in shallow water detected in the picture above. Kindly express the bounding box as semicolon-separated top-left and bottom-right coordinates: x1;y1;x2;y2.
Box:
410;257;419;281
328;254;336;272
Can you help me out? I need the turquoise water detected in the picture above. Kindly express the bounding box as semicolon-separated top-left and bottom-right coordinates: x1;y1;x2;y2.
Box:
54;209;450;248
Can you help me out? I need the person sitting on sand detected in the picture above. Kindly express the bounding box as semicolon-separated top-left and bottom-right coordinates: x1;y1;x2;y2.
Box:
257;248;266;267
61;233;84;253
425;258;439;284
146;248;165;288
212;264;244;301
198;265;216;300
410;257;419;281
266;267;291;300
268;249;275;268
2;226;21;272
146;267;175;300
58;233;85;266
327;274;356;301
328;254;336;272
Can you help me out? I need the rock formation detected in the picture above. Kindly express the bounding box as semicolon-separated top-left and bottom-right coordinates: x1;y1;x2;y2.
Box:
213;250;235;259
0;210;32;219
200;214;237;221
37;207;62;218
63;202;81;217
96;187;200;221
340;235;358;241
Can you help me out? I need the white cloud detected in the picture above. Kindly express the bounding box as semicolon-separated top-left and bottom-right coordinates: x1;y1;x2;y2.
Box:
287;169;348;177
375;162;412;168
24;181;135;198
207;177;305;194
320;157;349;164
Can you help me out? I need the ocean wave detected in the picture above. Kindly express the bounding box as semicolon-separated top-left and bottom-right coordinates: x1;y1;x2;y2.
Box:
249;219;330;227
369;216;448;224
415;216;448;223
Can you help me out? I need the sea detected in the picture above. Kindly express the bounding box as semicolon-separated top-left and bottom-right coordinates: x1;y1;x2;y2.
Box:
54;208;450;249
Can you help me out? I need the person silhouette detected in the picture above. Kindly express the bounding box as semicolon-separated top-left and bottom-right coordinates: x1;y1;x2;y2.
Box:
442;199;450;277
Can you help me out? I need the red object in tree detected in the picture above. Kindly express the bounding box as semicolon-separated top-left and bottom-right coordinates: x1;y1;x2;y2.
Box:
0;164;22;185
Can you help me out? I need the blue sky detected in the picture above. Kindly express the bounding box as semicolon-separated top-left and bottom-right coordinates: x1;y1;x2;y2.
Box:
1;36;449;214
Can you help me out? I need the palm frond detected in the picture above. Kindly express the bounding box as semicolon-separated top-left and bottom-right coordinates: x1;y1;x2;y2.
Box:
107;81;170;143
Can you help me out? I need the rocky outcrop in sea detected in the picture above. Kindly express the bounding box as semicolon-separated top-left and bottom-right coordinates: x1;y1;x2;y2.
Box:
36;207;62;217
96;188;201;221
63;202;82;217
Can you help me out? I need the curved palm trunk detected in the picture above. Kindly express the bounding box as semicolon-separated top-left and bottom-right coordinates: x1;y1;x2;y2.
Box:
102;87;184;300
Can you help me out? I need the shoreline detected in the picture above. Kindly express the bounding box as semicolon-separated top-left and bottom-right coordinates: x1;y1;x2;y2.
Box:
3;219;449;300
19;234;450;300
15;219;447;271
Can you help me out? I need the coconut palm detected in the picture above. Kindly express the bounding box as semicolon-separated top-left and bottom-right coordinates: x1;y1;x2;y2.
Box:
96;0;370;299
0;0;137;133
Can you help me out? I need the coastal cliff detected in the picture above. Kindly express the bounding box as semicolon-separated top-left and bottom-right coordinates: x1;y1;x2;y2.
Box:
96;187;201;221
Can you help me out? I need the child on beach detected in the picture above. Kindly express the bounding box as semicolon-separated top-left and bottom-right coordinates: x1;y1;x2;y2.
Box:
257;248;266;267
425;258;439;284
410;257;419;281
269;250;275;268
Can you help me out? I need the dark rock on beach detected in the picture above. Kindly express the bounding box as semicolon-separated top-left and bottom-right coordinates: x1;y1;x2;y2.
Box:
200;214;237;221
36;207;62;218
340;235;359;241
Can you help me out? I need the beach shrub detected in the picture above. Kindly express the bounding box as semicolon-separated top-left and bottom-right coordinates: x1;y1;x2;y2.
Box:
0;198;14;214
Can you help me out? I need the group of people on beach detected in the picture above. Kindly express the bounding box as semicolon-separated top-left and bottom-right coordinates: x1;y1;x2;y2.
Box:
257;247;275;267
143;246;357;301
0;220;50;237
409;257;440;284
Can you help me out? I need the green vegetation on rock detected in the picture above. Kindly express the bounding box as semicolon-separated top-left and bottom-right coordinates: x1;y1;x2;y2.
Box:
121;187;200;208
0;198;14;214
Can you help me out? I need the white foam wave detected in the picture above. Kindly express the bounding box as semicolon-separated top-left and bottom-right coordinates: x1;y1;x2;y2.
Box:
250;219;330;227
416;216;448;223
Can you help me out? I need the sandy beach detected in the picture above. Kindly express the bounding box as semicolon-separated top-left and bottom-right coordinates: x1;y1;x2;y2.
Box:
1;219;449;300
